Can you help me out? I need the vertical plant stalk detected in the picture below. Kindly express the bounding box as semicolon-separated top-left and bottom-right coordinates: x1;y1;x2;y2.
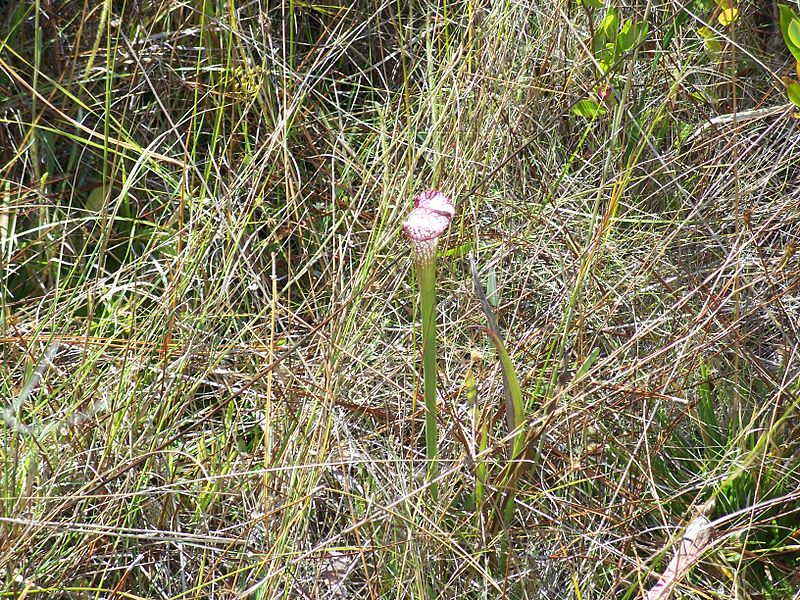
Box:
417;257;439;482
403;190;454;496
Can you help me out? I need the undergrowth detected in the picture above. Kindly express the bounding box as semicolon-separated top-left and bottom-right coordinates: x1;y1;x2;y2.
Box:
1;0;799;598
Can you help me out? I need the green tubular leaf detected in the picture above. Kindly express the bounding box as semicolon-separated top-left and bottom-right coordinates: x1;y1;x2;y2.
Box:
486;266;498;308
779;4;795;41
574;347;600;381
483;328;525;459
466;369;487;509
466;368;477;407
85;186;109;213
417;258;439;495
697;364;724;452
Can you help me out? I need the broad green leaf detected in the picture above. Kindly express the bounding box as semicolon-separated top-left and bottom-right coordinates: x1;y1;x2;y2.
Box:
789;18;800;51
615;18;648;53
598;45;614;73
779;4;800;63
697;26;714;39
636;21;649;45
617;18;640;52
718;7;738;26
85;186;109;213
779;4;795;39
571;98;607;118
599;9;618;42
579;0;603;8
444;241;473;257
786;78;800;108
698;26;722;60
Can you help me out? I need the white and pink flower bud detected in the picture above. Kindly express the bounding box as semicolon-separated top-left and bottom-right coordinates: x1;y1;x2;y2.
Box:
403;190;454;263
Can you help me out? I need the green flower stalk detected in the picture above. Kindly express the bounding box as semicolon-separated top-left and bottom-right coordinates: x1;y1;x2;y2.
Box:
403;190;455;492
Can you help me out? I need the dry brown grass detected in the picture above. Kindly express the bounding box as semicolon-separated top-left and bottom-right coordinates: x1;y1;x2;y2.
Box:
1;1;799;598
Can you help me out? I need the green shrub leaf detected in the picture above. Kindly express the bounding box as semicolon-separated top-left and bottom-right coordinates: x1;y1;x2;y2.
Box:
779;4;800;62
789;18;800;51
571;98;607;118
599;9;618;42
617;18;636;52
718;7;738;26
786;78;800;108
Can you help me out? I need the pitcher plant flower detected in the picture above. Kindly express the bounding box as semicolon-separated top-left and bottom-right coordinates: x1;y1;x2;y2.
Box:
403;189;454;495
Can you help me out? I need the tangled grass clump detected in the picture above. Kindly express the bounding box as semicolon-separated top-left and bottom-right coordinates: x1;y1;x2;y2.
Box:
1;0;799;598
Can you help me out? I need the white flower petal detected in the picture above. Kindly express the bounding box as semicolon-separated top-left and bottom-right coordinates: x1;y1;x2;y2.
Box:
403;207;451;242
413;190;455;217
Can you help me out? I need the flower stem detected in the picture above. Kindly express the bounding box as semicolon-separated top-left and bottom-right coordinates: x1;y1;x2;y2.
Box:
404;189;453;499
417;256;439;496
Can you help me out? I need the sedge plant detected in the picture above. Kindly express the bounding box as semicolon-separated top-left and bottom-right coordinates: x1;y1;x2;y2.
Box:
403;190;455;496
